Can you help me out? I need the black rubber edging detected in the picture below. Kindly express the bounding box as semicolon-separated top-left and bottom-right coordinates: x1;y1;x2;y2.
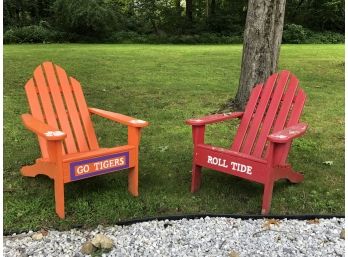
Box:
116;213;345;226
4;214;344;235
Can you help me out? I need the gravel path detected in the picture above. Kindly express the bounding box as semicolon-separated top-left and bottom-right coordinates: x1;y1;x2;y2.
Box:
4;217;345;257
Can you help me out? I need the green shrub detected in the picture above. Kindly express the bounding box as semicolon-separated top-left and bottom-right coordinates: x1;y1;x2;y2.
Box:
283;24;307;44
4;25;69;43
305;31;344;44
106;31;242;44
52;0;119;38
283;23;344;44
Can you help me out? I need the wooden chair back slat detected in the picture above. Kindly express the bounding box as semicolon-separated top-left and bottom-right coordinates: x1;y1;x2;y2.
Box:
54;64;90;153
70;77;99;150
25;78;49;158
252;71;290;158
278;88;307;163
33;65;66;156
239;73;278;155
42;62;78;153
231;84;263;152
25;62;100;156
33;65;59;129
231;71;306;159
269;74;299;138
232;70;306;161
261;74;299;159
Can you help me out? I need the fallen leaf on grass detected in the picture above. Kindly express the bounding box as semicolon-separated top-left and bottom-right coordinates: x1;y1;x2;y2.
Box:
323;161;333;166
158;146;169;152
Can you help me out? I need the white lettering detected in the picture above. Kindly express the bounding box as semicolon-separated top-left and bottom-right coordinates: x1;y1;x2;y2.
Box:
76;164;89;174
208;155;229;168
94;162;102;171
240;164;247;173
231;161;253;175
246;166;253;175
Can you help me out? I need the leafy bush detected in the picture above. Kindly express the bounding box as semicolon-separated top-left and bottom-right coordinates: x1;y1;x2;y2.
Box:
52;0;119;37
107;31;243;44
3;26;67;43
283;23;344;44
305;31;344;44
283;24;307;44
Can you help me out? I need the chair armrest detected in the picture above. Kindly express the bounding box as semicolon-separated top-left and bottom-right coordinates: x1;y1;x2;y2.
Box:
89;107;149;128
186;112;244;126
268;123;308;143
21;114;66;141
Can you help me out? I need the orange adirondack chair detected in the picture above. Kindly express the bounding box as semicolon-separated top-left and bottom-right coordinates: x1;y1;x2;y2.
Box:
186;70;307;214
21;62;148;219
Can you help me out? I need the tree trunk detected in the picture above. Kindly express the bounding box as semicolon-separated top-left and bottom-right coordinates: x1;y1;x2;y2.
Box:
175;0;181;15
206;0;209;18
234;0;286;110
211;0;216;15
186;0;193;23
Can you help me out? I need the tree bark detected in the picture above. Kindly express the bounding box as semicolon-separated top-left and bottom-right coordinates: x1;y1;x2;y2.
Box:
175;0;181;15
186;0;193;23
234;0;286;110
211;0;216;15
206;0;209;18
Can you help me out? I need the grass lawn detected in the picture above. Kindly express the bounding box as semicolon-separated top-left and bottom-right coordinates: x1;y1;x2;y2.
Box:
4;44;344;233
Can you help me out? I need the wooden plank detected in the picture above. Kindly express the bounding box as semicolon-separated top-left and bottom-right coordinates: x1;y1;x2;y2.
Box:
195;144;267;184
287;88;306;127
252;71;290;158
279;88;307;163
262;74;298;158
268;123;307;143
55;64;89;153
187;112;244;125
34;65;66;155
231;84;263;152
25;78;49;158
270;74;299;135
43;62;78;153
240;73;278;155
70;77;99;150
33;65;59;129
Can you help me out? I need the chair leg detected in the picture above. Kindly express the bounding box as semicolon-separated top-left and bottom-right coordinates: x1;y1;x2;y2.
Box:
261;180;274;215
54;178;65;219
128;165;139;197
286;168;304;184
191;164;202;193
21;164;42;177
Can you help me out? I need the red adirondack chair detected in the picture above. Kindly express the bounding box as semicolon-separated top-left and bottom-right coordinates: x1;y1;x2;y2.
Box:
186;70;307;214
21;62;148;218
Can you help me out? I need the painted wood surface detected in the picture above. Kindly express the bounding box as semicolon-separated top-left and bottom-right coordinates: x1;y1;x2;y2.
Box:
21;62;148;219
187;70;308;215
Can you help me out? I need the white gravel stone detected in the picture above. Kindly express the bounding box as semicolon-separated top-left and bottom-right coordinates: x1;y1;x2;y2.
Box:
3;217;345;257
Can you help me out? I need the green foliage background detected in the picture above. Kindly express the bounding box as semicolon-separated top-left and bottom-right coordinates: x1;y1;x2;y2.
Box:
3;0;345;43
